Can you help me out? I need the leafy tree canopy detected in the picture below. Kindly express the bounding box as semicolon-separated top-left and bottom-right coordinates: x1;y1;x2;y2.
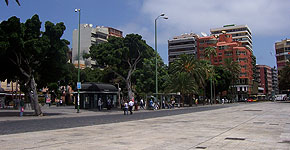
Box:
0;15;69;115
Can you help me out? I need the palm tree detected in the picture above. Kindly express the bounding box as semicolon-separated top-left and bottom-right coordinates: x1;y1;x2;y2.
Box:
5;0;20;6
169;54;204;106
204;46;217;103
167;71;197;106
224;58;240;101
204;46;217;62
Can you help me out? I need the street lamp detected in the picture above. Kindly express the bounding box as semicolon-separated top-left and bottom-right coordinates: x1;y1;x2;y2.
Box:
155;13;168;108
75;8;81;113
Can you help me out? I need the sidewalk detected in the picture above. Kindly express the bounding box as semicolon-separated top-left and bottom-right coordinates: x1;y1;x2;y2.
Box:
0;104;187;122
1;102;290;150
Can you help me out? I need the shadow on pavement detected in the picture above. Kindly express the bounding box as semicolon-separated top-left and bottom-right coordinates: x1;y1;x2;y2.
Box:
0;112;63;117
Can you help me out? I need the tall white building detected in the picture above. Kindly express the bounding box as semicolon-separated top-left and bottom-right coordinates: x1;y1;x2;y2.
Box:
210;24;253;52
72;24;122;68
168;33;199;64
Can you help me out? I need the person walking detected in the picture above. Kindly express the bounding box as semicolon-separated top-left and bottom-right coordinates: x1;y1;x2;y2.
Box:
98;98;102;111
195;98;198;106
107;98;111;110
19;99;24;117
123;101;128;115
140;98;144;109
171;98;175;109
128;100;134;115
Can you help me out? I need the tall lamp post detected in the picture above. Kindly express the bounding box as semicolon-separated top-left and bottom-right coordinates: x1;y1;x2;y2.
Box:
155;13;168;107
75;8;81;113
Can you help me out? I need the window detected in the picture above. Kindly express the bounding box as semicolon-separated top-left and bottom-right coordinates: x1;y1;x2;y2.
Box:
241;65;247;69
225;51;233;56
218;52;222;56
219;46;229;50
236;50;246;55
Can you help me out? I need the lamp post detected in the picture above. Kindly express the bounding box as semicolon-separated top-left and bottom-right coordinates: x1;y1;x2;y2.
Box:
75;8;81;113
155;13;168;108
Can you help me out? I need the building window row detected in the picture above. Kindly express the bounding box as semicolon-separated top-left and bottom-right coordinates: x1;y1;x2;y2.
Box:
169;47;195;53
169;41;195;46
218;45;230;50
236;50;246;55
237;58;248;62
199;39;217;44
225;51;233;56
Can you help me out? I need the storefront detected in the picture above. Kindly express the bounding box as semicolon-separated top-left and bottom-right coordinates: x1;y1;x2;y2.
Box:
75;83;118;109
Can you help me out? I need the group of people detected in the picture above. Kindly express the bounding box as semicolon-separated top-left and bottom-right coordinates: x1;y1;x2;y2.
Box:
123;100;134;115
97;98;112;111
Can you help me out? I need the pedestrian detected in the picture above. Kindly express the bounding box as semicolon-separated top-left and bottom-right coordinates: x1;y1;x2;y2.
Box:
134;100;138;111
128;100;134;115
149;99;153;110
162;99;165;109
140;98;144;109
98;98;102;111
19;99;24;117
123;101;128;115
222;98;225;104
46;98;51;107
195;99;198;106
107;98;111;110
60;99;63;106
171;99;175;109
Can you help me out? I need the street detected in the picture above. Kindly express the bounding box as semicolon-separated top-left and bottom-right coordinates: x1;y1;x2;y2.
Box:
0;102;290;149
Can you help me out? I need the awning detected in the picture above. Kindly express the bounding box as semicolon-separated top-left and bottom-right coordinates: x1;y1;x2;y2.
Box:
79;83;118;93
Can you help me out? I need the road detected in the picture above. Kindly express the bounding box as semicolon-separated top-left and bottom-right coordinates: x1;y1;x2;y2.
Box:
0;104;237;135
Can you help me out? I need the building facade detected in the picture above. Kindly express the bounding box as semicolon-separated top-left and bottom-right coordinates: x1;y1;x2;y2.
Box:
275;38;290;72
255;65;274;97
197;33;254;100
72;24;122;68
210;24;253;52
168;33;199;63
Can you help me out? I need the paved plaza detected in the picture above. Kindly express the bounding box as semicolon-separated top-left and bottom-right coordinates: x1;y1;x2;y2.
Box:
0;102;290;150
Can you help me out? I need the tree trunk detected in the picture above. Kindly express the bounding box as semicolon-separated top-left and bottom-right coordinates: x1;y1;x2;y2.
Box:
28;76;42;116
189;94;193;107
126;80;134;101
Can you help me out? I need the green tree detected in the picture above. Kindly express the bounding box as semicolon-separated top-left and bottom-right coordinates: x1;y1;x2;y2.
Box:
224;58;241;99
0;15;69;115
213;65;232;96
279;61;290;90
88;34;154;100
168;54;203;105
133;54;168;98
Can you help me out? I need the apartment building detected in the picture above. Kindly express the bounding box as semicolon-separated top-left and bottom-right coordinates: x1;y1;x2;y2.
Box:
168;33;199;63
210;24;253;52
197;33;254;100
72;24;122;68
275;38;290;72
256;65;273;96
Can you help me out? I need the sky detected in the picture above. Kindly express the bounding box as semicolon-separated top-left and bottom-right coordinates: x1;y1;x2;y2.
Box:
1;0;290;67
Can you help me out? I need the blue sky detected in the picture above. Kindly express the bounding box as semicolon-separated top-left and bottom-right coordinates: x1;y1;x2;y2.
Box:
1;0;290;67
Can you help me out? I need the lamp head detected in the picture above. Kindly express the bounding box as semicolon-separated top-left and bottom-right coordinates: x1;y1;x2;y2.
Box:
160;13;165;16
75;8;80;12
163;16;168;19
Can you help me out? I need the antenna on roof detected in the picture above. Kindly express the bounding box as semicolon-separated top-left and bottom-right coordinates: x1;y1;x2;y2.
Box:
201;32;207;37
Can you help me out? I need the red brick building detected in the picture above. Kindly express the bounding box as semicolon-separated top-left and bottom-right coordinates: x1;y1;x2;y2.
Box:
255;65;273;96
197;33;254;100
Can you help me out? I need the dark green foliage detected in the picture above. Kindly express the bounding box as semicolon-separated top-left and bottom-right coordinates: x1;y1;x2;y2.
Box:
0;15;69;115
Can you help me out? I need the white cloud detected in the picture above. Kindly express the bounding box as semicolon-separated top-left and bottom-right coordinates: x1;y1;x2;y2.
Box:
141;0;290;37
121;0;290;64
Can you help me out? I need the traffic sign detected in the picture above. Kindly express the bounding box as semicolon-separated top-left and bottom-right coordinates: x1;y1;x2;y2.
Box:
77;82;81;89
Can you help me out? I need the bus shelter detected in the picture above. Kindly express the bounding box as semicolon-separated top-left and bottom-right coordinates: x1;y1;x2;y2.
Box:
74;83;118;109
